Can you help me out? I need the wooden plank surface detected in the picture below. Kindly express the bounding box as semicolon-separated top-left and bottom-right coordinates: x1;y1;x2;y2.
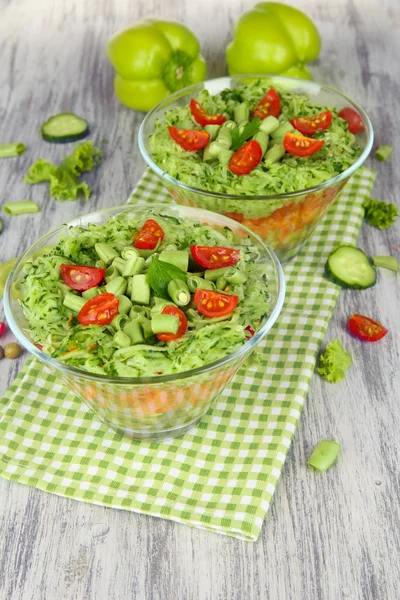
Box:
0;0;399;598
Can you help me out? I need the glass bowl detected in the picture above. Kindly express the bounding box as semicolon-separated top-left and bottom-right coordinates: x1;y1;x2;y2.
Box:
4;204;285;440
139;75;373;262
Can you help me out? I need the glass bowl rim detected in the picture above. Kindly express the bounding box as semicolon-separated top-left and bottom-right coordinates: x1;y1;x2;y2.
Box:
138;73;374;201
4;203;286;386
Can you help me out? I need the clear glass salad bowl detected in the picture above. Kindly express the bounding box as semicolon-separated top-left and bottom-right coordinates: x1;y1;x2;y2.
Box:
139;75;373;262
4;205;285;440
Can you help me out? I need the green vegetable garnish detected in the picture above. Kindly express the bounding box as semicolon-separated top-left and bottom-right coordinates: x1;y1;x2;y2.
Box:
375;145;392;162
308;440;341;472
371;255;399;272
363;198;398;229
230;118;261;151
2;200;40;215
0;143;26;158
317;339;352;383
24;141;102;202
146;258;188;300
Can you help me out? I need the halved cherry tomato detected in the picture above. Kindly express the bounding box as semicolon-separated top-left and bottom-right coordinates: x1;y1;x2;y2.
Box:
156;305;188;342
134;219;164;250
291;110;333;136
244;325;255;339
253;88;280;119
194;289;239;318
78;293;119;326
190;99;226;127
283;132;324;157
348;314;388;342
224;212;244;223
168;126;210;151
338;107;365;134
60;264;105;291
190;245;240;269
228;140;263;175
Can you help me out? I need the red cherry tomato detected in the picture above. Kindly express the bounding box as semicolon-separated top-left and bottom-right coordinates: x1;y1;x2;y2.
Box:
348;314;388;342
60;264;105;291
283;132;325;157
194;289;239;318
253;88;280;119
156;305;188;342
168;126;210;151
134;219;164;250
244;325;255;339
190;245;240;269
228;140;263;175
78;293;119;326
0;322;6;337
190;98;226;127
291;110;333;136
338;107;365;134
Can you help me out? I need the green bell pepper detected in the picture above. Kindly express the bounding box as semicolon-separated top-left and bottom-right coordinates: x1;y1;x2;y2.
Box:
107;19;207;112
226;2;321;80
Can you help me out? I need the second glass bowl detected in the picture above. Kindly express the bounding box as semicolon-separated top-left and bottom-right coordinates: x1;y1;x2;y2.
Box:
139;75;373;262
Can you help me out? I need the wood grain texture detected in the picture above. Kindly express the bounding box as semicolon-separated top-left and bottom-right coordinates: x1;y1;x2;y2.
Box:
0;0;399;598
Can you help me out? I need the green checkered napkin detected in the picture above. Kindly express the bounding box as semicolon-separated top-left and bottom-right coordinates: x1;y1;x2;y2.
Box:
0;168;375;541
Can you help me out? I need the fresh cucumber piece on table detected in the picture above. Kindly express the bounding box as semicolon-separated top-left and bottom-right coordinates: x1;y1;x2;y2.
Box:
41;113;89;143
325;245;377;289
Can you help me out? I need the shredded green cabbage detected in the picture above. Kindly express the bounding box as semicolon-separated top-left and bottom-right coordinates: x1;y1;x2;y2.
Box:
20;211;271;377
149;80;361;203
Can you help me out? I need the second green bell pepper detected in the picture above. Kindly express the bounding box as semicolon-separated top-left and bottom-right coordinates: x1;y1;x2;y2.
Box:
107;19;207;112
226;2;321;80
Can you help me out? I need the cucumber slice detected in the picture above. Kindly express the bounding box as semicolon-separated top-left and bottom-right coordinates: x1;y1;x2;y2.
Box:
41;113;89;143
325;245;377;289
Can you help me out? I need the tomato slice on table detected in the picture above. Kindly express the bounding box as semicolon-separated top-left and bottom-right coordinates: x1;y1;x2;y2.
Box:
253;88;280;119
291;110;333;135
283;132;324;157
78;293;119;326
194;289;239;318
168;126;210;151
156;305;188;342
134;219;164;250
190;99;226;127
190;245;240;269
228;140;263;175
348;314;388;342
338;107;365;134
60;264;105;291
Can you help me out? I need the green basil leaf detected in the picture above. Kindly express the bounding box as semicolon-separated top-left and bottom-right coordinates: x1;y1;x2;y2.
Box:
231;118;261;152
146;258;187;299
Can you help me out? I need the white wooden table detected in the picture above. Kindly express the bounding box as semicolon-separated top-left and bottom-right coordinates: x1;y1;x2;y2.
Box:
1;1;399;598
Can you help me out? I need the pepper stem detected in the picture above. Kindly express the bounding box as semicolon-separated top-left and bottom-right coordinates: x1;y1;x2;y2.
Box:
162;50;193;92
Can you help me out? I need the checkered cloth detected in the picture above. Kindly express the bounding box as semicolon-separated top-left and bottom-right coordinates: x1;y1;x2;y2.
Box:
0;168;375;541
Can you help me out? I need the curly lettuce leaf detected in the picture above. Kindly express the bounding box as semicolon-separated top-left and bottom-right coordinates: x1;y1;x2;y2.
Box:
24;141;102;202
363;198;398;229
317;339;352;383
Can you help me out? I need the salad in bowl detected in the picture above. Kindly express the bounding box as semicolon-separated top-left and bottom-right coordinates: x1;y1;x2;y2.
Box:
5;205;284;439
139;75;373;261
